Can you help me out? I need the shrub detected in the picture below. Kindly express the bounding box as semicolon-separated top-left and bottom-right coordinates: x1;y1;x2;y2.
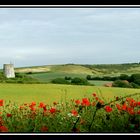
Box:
71;77;90;85
64;76;72;80
51;78;70;84
112;80;133;88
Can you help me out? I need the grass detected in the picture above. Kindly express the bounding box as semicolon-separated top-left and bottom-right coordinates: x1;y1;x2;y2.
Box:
0;83;140;106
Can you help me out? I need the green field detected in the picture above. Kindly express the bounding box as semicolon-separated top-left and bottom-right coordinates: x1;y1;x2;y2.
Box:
0;83;140;105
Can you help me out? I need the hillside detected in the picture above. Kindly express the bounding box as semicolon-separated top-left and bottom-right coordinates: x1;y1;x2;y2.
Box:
15;63;140;76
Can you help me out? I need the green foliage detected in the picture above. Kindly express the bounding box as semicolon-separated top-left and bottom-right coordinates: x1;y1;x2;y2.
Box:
71;77;90;85
51;78;70;84
112;80;133;88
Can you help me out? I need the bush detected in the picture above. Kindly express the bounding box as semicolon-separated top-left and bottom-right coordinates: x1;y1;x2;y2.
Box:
51;78;70;84
112;80;133;88
64;76;71;80
71;77;90;85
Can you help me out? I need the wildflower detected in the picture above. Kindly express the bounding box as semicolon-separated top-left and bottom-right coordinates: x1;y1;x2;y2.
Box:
71;110;78;117
116;104;121;110
43;105;47;112
81;98;90;106
95;97;98;101
49;107;56;114
92;93;96;97
75;100;80;105
127;107;135;115
30;107;36;111
7;113;12;117
40;126;48;132
105;106;112;113
0;126;8;132
122;103;127;111
39;102;45;108
137;110;140;115
0;100;3;106
31;102;36;106
137;102;140;106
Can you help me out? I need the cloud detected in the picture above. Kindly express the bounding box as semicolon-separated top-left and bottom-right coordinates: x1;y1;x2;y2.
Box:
0;8;140;67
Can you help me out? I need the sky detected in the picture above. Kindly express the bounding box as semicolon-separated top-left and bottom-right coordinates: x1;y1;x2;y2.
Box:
0;8;140;68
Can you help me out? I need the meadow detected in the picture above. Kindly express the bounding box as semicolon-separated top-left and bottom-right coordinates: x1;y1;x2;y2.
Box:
0;83;140;105
0;63;140;132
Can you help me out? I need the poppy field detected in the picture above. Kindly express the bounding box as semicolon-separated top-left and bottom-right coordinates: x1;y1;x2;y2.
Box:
0;92;140;132
0;84;140;132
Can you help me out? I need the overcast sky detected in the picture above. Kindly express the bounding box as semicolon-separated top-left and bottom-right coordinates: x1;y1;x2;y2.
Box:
0;8;140;68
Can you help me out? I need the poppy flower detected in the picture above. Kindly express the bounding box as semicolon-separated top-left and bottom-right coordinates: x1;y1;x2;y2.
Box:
0;126;8;132
49;107;56;114
92;93;96;97
40;126;48;132
7;113;12;117
75;100;80;105
116;104;121;110
95;97;98;101
137;110;140;115
71;110;78;117
0;100;3;106
137;102;140;106
31;102;36;106
81;98;90;106
122;103;127;111
39;102;45;108
105;106;112;113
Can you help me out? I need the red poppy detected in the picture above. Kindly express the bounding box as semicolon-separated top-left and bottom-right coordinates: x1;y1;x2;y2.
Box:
39;102;45;108
122;103;127;111
137;110;140;115
95;97;98;101
71;110;78;116
0;126;8;132
7;113;12;117
75;100;80;105
31;102;36;106
43;106;47;112
137;102;140;106
30;107;36;111
128;108;135;115
49;107;56;114
105;106;112;113
40;126;48;132
0;100;4;106
116;104;121;110
81;98;90;106
92;93;96;97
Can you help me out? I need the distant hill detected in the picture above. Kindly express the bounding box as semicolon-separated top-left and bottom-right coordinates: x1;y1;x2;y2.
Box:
15;63;140;76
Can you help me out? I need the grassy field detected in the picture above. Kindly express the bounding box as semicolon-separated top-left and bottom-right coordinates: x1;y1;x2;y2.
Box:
14;63;140;77
0;83;140;105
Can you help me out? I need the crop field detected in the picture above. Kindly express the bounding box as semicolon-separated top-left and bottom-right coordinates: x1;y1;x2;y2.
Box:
0;83;140;105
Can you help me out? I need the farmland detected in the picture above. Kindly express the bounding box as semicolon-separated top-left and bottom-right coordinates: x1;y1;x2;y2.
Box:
0;83;140;105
